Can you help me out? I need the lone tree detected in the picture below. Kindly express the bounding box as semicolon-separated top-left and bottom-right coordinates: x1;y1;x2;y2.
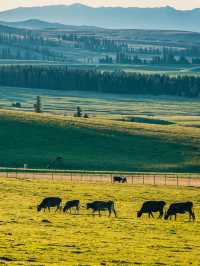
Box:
34;96;42;113
83;113;89;118
75;106;82;117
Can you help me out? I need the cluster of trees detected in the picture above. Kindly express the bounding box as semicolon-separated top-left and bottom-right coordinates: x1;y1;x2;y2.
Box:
61;33;200;58
61;34;128;52
166;46;200;57
0;31;65;61
100;52;199;65
0;65;199;98
99;55;113;64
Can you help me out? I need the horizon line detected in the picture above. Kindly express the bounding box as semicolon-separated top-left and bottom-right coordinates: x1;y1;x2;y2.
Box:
0;3;200;13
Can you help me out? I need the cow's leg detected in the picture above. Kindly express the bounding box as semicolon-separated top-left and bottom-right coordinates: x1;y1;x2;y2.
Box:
48;207;50;212
192;211;196;221
189;210;195;221
174;214;177;221
112;207;117;217
98;210;101;217
148;212;151;218
159;210;163;219
76;206;79;214
151;212;154;218
188;211;191;221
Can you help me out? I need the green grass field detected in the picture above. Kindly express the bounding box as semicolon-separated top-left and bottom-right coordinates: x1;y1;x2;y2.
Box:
0;177;200;265
70;64;200;76
1;87;200;119
0;109;200;172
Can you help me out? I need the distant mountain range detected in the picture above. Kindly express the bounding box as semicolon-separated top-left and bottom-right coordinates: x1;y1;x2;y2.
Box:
0;4;200;32
0;19;101;31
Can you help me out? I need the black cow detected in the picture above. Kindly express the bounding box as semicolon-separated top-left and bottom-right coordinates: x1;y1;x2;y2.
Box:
137;201;166;218
63;200;80;214
86;201;117;217
37;197;62;212
113;176;127;183
164;202;195;221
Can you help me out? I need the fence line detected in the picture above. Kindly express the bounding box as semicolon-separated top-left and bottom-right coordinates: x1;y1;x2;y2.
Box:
1;170;200;187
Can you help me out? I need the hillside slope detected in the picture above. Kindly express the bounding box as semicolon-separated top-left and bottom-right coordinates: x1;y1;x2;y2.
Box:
0;110;199;172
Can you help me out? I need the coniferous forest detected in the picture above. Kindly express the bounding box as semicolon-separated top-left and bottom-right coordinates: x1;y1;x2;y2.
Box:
0;65;199;97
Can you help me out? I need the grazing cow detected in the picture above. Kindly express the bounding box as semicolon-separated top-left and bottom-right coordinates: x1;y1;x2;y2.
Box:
137;201;166;218
164;202;195;221
86;201;117;217
37;197;62;212
63;200;80;214
113;176;127;183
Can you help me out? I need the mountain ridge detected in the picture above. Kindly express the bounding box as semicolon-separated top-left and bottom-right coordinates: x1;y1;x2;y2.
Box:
0;4;200;31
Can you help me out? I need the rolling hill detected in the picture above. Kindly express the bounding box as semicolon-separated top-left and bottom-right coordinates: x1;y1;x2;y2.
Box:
0;110;199;172
0;19;102;31
0;4;200;31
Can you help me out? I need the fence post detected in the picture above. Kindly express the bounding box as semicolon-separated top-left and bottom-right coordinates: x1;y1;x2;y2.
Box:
111;174;113;183
143;175;145;185
154;175;156;186
132;176;133;184
176;176;179;187
52;172;54;180
165;175;167;186
6;172;8;178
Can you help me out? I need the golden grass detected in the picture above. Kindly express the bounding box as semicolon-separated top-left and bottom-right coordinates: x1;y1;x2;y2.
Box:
0;177;200;265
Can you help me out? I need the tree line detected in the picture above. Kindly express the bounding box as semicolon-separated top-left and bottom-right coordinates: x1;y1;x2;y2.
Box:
101;52;200;65
0;65;199;97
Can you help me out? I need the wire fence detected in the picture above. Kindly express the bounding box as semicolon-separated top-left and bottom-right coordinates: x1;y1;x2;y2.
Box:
1;169;200;187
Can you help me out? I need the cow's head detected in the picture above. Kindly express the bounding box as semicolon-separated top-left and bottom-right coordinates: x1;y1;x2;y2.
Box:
86;203;92;209
137;210;142;218
37;205;42;212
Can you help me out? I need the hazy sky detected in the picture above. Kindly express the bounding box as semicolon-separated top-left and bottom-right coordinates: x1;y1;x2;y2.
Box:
0;0;200;11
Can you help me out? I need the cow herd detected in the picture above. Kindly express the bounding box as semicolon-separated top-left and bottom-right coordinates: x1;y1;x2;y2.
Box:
37;197;195;221
37;197;117;217
137;200;195;221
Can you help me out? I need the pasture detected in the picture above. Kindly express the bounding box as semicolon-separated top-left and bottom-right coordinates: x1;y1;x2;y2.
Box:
67;64;200;76
0;177;200;265
0;108;200;172
0;86;200;120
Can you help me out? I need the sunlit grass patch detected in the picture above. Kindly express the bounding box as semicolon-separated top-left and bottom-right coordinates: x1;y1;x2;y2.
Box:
0;177;200;265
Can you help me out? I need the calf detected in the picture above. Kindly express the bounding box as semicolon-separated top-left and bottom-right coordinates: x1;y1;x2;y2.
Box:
86;201;117;217
37;197;62;212
113;176;127;183
137;201;166;218
164;201;195;221
63;200;80;214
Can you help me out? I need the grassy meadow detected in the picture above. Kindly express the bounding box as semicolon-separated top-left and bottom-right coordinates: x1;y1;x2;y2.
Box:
0;177;200;265
0;86;200;119
0;87;200;172
0;108;200;172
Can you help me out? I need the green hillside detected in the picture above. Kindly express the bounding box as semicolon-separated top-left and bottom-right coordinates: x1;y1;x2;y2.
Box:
0;110;200;172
